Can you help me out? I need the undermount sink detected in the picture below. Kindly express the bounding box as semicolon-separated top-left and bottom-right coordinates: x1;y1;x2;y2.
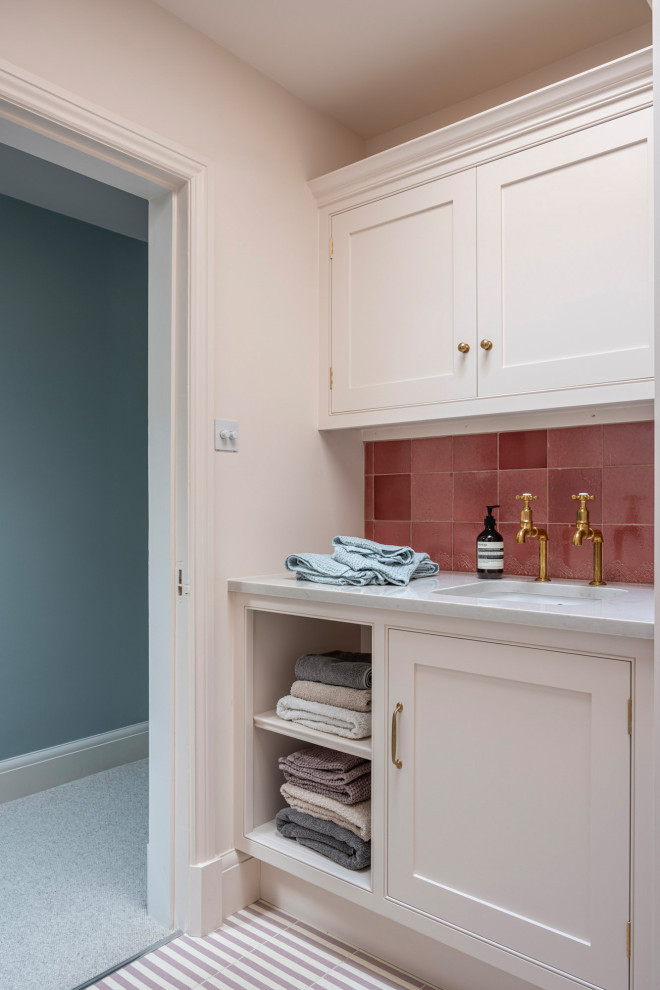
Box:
432;580;627;607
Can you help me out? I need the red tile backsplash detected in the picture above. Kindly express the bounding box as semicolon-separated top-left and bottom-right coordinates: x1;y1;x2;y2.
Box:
453;433;498;472
365;421;654;584
374;439;410;474
412;473;452;521
603;464;654;525
548;425;602;469
411;436;452;473
374;474;411;520
603;421;654;466
453;471;499;522
499;429;548;470
412;521;453;571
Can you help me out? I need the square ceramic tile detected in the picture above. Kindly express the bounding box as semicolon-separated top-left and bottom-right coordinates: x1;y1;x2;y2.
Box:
453;433;497;472
313;950;426;990
452;471;498;523
374;475;411;520
373;520;412;546
374;440;411;474
498;429;547;470
603;525;654;584
412;521;452;570
603;464;653;525
411;436;452;473
548;425;602;468
411;473;452;521
603;421;653;466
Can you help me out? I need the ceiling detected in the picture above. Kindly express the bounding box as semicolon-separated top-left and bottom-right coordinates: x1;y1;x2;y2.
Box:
151;0;651;139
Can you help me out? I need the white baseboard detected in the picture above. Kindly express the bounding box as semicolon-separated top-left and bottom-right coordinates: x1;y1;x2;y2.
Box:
0;721;149;802
188;850;261;937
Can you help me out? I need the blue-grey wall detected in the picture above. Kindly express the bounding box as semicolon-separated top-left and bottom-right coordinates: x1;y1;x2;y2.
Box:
0;192;148;760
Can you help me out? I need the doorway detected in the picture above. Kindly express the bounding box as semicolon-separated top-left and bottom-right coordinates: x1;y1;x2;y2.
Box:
0;59;213;984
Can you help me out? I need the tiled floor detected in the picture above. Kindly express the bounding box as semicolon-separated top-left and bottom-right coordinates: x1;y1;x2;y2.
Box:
89;900;439;990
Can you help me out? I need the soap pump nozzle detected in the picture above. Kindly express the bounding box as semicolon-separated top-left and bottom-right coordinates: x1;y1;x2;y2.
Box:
485;504;500;525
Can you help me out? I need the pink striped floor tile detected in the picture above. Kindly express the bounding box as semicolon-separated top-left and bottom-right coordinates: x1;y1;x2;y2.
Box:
90;900;438;990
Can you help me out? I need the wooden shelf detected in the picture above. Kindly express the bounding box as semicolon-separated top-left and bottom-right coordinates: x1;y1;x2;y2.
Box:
253;709;372;760
246;819;372;892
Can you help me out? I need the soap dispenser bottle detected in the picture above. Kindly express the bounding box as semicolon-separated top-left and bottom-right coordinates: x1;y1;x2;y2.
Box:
477;505;503;579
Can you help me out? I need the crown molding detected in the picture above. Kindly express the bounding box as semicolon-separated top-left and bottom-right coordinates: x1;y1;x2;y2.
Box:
309;47;652;209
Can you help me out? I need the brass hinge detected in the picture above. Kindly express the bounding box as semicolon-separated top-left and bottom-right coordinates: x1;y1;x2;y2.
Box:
626;921;631;958
177;567;183;597
330;237;333;259
329;367;333;389
628;698;632;735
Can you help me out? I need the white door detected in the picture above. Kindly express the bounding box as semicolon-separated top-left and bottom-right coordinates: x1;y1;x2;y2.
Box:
387;628;631;990
330;171;477;413
477;108;652;398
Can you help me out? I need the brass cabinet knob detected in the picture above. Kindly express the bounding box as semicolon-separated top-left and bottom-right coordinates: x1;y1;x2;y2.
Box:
480;339;493;351
457;342;470;353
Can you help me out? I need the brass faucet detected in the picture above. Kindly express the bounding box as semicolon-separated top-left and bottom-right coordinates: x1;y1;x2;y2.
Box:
515;493;550;582
571;493;606;586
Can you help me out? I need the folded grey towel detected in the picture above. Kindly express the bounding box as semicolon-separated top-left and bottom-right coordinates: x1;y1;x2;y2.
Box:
276;807;371;871
290;680;372;712
294;650;372;690
280;781;371;841
276;695;371;739
278;746;371;804
285;536;439;587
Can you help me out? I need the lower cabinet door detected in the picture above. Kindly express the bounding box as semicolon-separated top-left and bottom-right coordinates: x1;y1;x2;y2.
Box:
387;628;631;990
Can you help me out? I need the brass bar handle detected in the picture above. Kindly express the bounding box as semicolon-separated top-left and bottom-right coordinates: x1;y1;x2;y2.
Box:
457;342;470;353
391;702;403;769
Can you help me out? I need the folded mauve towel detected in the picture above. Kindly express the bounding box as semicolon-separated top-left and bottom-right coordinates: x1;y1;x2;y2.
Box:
290;680;372;712
276;807;371;871
276;695;371;739
285;536;439;587
278;746;371;804
294;650;372;690
280;781;371;841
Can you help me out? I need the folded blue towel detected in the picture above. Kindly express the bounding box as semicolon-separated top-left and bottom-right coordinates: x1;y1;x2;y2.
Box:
331;535;416;565
285;536;439;587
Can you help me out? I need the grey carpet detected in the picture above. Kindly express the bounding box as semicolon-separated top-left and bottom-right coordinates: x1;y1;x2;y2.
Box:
0;758;174;990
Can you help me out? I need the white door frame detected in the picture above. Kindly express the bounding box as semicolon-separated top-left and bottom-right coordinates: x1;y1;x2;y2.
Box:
0;58;215;932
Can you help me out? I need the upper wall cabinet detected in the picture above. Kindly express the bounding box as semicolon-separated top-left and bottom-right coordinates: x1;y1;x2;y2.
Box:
331;170;477;413
310;50;653;430
477;109;652;399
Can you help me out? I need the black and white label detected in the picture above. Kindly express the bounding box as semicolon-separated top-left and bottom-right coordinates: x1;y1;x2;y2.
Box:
477;542;504;570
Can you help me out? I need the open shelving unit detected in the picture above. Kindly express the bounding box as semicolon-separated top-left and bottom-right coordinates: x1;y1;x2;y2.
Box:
253;709;372;760
241;608;373;893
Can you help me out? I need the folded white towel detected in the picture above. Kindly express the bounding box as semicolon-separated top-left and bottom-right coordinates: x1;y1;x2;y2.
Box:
276;695;371;740
280;781;371;841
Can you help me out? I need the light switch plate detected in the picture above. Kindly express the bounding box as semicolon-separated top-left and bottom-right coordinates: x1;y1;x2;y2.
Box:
214;419;239;452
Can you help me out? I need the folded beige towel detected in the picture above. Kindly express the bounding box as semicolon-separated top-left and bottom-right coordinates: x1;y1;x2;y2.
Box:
280;781;371;841
290;680;372;713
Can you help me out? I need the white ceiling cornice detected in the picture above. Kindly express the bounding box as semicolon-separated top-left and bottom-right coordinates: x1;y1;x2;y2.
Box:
308;48;652;209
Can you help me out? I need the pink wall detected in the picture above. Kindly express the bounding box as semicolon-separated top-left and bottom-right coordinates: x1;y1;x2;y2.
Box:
0;0;366;862
365;422;654;584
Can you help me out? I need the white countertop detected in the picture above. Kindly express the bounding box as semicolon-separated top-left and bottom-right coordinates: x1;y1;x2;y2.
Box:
228;571;654;640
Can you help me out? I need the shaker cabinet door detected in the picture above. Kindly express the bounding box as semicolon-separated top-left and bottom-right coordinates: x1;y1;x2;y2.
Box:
387;628;631;990
330;170;477;414
476;108;653;398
